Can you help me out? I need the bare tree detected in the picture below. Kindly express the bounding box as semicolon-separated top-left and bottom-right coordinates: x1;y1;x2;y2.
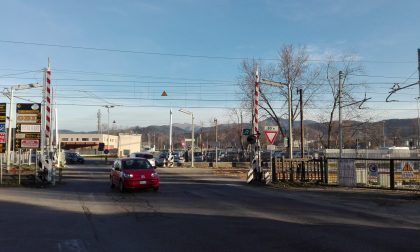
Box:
238;45;320;140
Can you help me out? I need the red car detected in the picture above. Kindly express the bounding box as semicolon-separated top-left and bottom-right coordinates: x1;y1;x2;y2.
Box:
110;157;160;192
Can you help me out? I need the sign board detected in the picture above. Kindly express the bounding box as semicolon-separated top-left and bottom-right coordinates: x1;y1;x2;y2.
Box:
368;163;378;177
15;103;41;149
242;128;251;136
0;103;5;153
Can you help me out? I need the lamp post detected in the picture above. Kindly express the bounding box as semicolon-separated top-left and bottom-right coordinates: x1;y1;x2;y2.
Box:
260;79;293;159
3;83;41;170
179;108;194;168
214;118;218;167
103;105;114;162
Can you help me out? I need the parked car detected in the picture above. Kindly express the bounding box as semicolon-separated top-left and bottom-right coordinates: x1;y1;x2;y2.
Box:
129;152;156;168
110;157;159;192
65;152;85;164
193;151;204;162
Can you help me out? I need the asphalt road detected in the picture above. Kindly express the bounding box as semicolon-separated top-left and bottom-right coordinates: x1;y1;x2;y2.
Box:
0;159;420;252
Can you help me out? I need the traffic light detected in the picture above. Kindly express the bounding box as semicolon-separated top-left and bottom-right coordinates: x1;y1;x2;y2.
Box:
98;142;105;151
247;135;257;144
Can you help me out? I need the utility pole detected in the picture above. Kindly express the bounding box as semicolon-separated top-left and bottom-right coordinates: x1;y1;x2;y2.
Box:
338;71;344;171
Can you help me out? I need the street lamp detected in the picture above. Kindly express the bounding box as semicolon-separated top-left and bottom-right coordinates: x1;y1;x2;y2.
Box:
103;105;114;161
179;108;194;168
260;79;293;159
3;83;41;170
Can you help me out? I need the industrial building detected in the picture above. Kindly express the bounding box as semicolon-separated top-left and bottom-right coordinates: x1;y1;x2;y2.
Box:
59;133;142;157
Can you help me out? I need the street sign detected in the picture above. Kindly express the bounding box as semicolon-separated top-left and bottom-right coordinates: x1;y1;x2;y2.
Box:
104;149;109;154
242;128;251;136
263;126;279;145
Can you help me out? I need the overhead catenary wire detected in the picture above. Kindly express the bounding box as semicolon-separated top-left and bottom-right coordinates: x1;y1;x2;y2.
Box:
0;39;417;64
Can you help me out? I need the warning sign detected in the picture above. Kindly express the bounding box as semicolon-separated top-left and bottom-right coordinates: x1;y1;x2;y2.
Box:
401;162;414;178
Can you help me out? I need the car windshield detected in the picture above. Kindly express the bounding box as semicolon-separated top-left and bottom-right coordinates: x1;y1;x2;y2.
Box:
122;159;151;169
136;153;153;159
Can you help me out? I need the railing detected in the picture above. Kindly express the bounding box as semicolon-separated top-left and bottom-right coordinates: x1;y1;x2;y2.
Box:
271;156;420;190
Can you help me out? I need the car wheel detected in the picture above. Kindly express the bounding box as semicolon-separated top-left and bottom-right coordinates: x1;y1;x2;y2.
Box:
118;180;125;193
153;186;159;192
110;176;115;188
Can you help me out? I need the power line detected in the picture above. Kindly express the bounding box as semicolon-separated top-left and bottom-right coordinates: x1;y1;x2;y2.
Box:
0;39;417;64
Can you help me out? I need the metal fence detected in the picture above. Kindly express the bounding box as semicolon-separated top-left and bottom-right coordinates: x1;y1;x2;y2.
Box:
271;154;420;190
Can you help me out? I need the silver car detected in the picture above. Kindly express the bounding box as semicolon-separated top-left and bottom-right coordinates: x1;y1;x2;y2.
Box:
129;152;156;168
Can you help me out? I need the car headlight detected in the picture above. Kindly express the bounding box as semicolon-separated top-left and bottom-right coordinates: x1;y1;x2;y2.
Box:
122;172;133;178
151;172;159;178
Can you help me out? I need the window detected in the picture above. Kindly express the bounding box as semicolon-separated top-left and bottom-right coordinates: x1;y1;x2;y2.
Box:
92;138;99;141
76;138;79;141
71;138;73;141
62;138;68;141
82;138;89;141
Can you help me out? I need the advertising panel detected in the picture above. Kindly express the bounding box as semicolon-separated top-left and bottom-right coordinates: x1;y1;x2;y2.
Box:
15;103;41;149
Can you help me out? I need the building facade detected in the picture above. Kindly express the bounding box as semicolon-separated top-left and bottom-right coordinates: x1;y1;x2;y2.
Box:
59;133;142;156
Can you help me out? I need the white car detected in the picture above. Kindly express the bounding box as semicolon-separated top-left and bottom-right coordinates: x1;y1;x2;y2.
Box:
129;152;156;168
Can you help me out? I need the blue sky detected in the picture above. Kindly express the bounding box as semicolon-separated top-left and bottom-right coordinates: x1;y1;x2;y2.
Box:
0;0;419;131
